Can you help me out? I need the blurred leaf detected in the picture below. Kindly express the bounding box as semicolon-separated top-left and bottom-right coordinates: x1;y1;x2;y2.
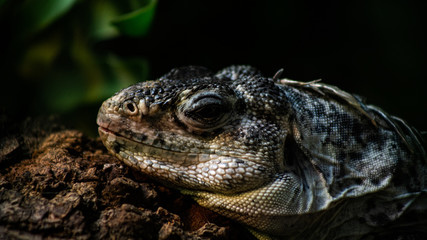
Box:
1;0;156;137
111;0;157;37
90;0;121;41
20;0;77;36
41;53;148;113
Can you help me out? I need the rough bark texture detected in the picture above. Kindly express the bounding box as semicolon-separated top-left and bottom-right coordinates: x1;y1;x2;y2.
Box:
0;116;254;240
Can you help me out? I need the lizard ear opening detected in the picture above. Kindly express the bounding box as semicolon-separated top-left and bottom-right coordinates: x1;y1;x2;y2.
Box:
282;135;311;183
283;135;297;168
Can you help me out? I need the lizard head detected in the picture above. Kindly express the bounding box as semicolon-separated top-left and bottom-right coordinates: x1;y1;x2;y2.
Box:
97;66;289;194
98;65;427;238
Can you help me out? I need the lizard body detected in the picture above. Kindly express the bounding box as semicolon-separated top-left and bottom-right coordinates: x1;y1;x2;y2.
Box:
97;66;427;239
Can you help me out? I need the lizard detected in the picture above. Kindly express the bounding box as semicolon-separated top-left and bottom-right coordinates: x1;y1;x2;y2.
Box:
97;65;427;239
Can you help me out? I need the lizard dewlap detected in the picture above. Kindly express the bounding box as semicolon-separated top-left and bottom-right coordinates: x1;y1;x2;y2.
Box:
97;66;427;240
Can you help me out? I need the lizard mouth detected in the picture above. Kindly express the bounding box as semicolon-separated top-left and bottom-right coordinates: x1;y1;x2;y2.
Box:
98;126;204;166
98;126;114;135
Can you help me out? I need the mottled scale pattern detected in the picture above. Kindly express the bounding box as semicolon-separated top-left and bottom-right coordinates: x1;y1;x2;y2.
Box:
97;65;427;239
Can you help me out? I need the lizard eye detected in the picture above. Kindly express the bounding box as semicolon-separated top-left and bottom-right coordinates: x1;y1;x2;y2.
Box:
177;92;233;131
188;97;227;122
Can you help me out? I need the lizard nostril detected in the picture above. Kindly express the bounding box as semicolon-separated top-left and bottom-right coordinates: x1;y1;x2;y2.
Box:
127;103;135;112
124;100;138;115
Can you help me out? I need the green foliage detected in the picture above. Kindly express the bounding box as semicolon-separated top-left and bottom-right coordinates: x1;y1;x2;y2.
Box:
19;0;77;37
112;0;157;37
2;0;157;117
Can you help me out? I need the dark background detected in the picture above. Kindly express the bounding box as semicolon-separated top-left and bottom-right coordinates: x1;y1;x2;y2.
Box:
1;0;426;136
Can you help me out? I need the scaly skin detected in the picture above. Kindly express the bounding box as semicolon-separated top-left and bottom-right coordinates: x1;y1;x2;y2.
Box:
97;66;427;239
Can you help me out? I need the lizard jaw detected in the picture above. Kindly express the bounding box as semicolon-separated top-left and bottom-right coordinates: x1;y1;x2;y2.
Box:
98;124;271;194
98;126;203;166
